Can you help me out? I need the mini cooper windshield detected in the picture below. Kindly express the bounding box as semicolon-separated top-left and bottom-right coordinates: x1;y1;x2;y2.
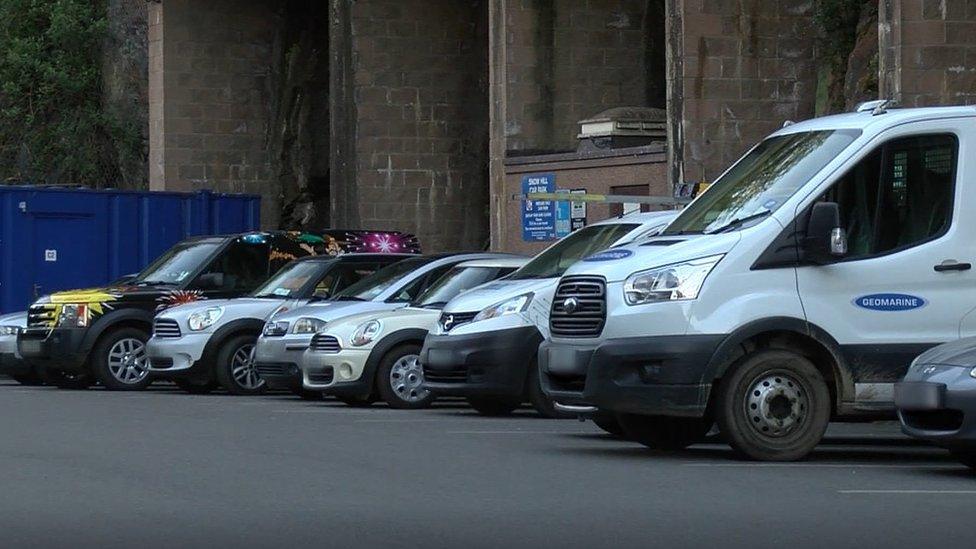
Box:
133;240;223;285
508;223;639;280
664;129;861;235
334;257;433;301
415;266;517;309
251;261;324;298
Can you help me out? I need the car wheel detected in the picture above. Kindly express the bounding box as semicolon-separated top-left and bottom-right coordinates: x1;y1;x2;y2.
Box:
38;367;93;390
376;344;433;409
467;396;521;416
526;361;574;419
616;413;711;450
292;387;324;400
337;395;376;407
592;410;625;437
950;450;976;471
175;377;218;395
715;349;831;461
92;327;152;391
214;334;265;396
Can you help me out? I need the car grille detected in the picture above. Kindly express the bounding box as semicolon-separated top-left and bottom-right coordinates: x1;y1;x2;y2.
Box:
438;311;477;332
150;357;174;370
255;362;295;377
27;304;55;329
308;368;335;385
309;334;341;353
422;365;467;383
153;318;182;338
550;276;607;338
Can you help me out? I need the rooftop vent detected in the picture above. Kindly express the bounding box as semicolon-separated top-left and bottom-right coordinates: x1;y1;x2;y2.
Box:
577;107;666;152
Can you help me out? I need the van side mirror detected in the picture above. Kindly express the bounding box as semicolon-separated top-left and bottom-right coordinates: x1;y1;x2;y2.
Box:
195;272;225;290
804;202;847;263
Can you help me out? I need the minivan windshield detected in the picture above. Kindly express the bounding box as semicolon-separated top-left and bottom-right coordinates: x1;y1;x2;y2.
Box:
133;240;223;285
508;223;638;280
664;129;860;235
334;257;433;301
414;265;517;308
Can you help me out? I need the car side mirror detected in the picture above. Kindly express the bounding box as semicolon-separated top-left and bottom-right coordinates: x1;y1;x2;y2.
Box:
195;272;225;290
804;202;847;263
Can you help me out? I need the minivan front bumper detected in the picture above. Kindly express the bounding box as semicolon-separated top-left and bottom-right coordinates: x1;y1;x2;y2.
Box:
421;326;543;397
538;334;725;417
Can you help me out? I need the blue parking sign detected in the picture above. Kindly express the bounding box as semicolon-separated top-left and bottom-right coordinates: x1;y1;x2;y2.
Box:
521;174;556;241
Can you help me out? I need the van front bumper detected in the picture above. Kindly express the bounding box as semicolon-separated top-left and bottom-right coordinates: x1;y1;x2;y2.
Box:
17;327;87;372
896;371;976;448
420;326;543;397
538;335;725;418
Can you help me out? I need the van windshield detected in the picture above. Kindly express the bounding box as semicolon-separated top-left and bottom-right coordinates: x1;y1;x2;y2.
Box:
133;240;222;285
664;129;860;235
508;223;638;280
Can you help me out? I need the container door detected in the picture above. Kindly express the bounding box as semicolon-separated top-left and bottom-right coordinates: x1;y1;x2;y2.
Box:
31;215;105;299
796;125;972;409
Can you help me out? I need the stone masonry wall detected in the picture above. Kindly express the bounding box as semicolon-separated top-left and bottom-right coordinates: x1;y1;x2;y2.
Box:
670;0;820;185
348;0;490;250
880;0;976;107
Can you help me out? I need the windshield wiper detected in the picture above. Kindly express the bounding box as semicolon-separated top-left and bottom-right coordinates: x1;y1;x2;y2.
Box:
705;210;771;235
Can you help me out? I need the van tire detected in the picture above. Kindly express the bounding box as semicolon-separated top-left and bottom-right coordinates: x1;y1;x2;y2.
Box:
39;367;93;390
715;349;830;461
175;377;218;394
527;361;574;419
616;413;711;450
592;410;625;437
214;334;265;395
376;344;434;409
91;327;152;391
467;396;521;416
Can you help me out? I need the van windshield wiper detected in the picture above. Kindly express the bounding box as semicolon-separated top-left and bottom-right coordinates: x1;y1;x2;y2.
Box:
705;209;771;235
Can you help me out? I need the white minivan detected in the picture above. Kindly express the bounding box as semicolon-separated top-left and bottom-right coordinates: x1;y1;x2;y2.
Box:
539;103;972;460
420;210;677;417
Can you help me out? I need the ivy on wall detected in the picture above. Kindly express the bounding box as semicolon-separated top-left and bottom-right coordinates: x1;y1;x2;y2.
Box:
813;0;879;114
0;0;142;186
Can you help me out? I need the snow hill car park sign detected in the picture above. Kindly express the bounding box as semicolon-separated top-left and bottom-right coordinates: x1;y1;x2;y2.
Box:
521;173;556;241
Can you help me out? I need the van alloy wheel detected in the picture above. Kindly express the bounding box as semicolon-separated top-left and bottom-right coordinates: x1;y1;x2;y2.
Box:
107;338;149;385
230;344;263;391
389;354;428;404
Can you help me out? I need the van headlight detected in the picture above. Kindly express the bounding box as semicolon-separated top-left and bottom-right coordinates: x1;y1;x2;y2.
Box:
187;307;224;331
473;293;533;323
623;255;723;305
292;317;327;334
351;320;382;347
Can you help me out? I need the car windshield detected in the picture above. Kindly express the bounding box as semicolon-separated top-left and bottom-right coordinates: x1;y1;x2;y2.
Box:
251;261;325;298
133;240;222;285
334;257;433;301
664;129;861;235
508;223;639;280
415;265;516;308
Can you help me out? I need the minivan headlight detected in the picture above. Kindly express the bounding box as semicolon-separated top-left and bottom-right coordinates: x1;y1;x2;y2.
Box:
187;307;224;331
472;293;533;323
292;317;327;334
351;320;382;346
623;255;723;305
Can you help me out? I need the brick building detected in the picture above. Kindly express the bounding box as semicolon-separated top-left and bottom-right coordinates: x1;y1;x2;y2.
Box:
144;0;976;254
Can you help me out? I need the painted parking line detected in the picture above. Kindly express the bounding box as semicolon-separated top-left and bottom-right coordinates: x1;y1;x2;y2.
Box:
838;490;976;495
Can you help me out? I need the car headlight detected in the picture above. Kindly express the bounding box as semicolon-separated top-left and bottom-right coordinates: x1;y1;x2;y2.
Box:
292;317;327;334
472;293;533;323
57;304;90;328
263;320;289;337
0;325;21;336
623;255;723;305
187;307;224;331
350;320;382;347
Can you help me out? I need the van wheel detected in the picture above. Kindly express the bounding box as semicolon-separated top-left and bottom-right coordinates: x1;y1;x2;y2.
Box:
527;362;573;419
175;377;218;395
92;327;152;391
376;344;434;409
715;349;830;461
467;396;521;416
592;410;625;437
39;367;93;390
616;414;711;450
214;334;265;395
950;450;976;471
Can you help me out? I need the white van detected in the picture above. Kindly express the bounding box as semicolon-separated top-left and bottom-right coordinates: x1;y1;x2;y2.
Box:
420;210;678;417
539;103;972;460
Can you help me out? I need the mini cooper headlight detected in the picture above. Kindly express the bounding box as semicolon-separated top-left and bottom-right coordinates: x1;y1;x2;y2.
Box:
0;325;21;336
263;320;289;337
472;293;533;323
187;307;224;331
57;304;90;328
350;320;382;347
623;255;723;305
292;317;327;334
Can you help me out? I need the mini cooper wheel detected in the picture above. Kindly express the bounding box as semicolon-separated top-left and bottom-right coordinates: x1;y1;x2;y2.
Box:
616;414;711;450
715;349;830;461
215;334;265;396
92;327;152;391
376;343;433;409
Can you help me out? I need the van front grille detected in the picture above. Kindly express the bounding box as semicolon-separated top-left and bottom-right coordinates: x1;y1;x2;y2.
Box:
550;276;606;338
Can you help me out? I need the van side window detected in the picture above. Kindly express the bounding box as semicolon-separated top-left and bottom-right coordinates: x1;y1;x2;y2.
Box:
195;242;269;292
822;134;956;259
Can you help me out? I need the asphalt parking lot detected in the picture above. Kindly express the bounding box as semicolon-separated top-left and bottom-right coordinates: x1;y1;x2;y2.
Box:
0;378;972;549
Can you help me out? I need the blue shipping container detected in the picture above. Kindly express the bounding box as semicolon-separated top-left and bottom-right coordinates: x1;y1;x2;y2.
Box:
0;186;260;313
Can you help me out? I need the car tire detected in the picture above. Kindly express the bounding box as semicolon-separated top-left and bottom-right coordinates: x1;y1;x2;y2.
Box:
91;327;152;391
526;361;574;419
950;450;976;471
214;334;266;396
292;388;324;400
467;396;521;416
616;413;711;450
175;377;218;395
38;367;93;390
376;343;434;409
715;349;831;461
592;410;626;437
337;395;376;407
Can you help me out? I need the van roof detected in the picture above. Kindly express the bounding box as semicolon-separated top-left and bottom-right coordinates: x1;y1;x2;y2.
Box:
774;106;976;136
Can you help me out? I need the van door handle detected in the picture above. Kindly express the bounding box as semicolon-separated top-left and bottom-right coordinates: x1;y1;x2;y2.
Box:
934;260;972;272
